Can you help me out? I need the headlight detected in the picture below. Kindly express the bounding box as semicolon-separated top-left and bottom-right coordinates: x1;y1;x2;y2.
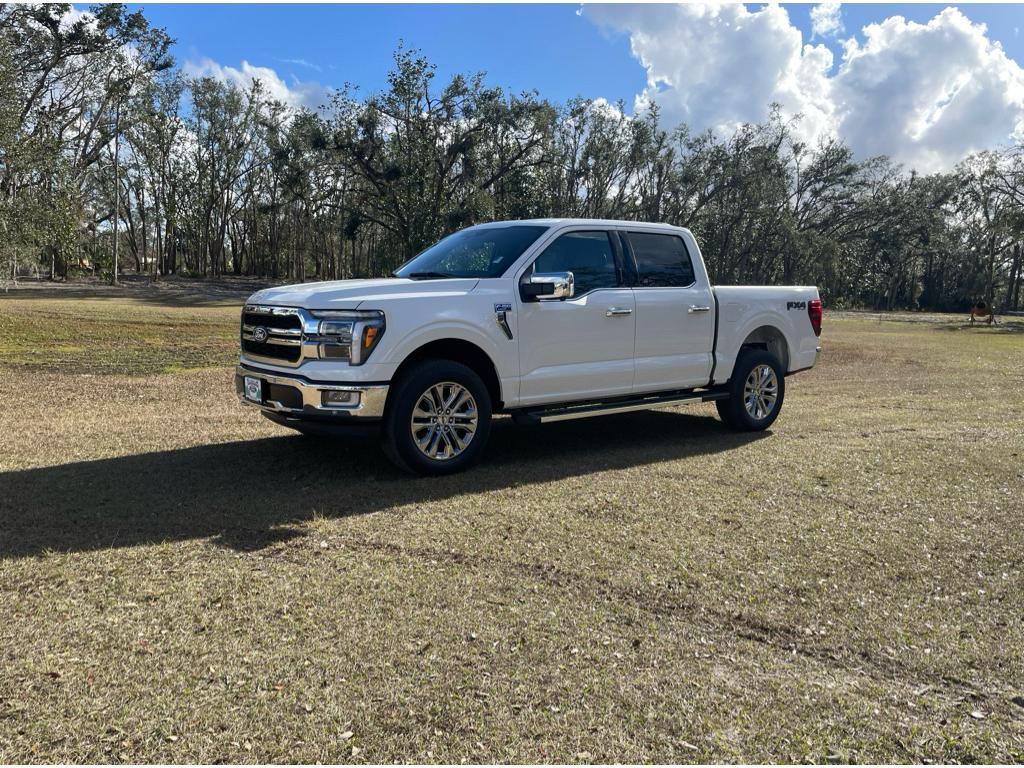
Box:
309;310;385;365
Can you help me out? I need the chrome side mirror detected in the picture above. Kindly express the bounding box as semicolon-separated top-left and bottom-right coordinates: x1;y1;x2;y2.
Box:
520;271;575;302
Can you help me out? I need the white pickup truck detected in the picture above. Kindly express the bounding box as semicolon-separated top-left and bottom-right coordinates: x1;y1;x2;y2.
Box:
235;219;822;474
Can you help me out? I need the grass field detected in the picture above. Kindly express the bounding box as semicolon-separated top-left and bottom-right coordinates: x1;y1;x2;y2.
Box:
1;283;1023;763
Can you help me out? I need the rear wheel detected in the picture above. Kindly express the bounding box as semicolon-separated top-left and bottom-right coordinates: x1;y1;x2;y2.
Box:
716;349;785;431
382;360;492;475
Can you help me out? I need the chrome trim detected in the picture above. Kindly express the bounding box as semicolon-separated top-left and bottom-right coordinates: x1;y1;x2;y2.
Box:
494;305;514;340
606;307;633;317
241;332;302;347
688;305;712;313
533;390;727;423
241;305;320;368
242;323;302;336
236;365;389;418
240;305;384;368
246;304;303;317
524;271;574;301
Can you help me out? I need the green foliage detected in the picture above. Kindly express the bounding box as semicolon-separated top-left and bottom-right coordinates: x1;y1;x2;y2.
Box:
0;2;174;280
0;5;1022;309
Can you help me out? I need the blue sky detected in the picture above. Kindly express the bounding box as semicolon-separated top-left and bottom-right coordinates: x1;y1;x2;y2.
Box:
136;4;643;104
121;3;1024;172
133;3;1023;105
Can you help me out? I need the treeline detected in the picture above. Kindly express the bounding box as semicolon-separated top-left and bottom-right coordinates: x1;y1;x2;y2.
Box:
3;4;1023;311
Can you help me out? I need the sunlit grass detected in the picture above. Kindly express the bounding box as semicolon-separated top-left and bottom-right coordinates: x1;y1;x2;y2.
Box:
0;296;240;374
0;293;1022;763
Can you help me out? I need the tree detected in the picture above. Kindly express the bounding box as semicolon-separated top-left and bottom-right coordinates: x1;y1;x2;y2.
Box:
1;11;1022;312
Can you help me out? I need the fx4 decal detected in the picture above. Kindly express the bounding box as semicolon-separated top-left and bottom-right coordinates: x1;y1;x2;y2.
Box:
786;301;807;310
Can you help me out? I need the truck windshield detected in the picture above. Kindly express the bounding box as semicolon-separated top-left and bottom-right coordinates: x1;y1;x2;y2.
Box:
393;225;549;279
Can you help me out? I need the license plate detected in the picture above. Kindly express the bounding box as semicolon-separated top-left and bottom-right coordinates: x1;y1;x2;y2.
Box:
244;376;263;403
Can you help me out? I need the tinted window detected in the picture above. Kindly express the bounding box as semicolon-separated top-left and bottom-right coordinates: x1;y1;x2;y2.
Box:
532;231;619;296
394;225;548;279
628;232;695;287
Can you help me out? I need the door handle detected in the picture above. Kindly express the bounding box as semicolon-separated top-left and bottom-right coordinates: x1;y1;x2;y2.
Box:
688;305;712;313
606;307;633;317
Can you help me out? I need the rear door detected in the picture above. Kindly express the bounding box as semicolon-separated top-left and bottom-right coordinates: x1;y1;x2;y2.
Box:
623;230;715;392
516;229;635;405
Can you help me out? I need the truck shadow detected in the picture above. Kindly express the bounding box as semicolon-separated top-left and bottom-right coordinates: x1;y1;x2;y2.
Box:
0;411;767;560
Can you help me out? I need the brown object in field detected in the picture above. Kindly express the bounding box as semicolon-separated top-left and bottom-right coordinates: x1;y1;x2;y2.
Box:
969;301;997;325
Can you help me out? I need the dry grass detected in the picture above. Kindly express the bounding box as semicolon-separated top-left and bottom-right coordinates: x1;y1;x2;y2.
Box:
1;287;1023;763
0;297;238;375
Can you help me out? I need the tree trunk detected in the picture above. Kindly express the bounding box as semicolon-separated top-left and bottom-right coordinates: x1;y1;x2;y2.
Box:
112;102;120;285
1003;243;1021;312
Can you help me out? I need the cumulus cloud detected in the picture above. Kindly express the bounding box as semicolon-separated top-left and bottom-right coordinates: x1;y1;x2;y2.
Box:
810;3;843;39
834;9;1024;172
585;4;1024;173
586;4;836;147
183;57;330;113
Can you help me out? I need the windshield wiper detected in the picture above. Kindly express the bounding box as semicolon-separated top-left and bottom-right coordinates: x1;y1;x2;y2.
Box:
404;271;454;280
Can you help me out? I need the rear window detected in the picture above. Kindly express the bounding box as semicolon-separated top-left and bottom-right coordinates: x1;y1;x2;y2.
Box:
627;232;696;288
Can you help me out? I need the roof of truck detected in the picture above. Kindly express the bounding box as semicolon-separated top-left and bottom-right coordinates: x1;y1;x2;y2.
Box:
479;218;689;230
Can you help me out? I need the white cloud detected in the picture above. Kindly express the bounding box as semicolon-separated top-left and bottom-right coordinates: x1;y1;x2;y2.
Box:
59;6;96;31
183;57;330;113
833;9;1024;172
810;3;843;39
585;4;1024;173
279;58;323;73
587;4;835;147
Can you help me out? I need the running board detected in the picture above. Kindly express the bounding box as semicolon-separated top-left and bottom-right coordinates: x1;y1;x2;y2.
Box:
513;388;729;425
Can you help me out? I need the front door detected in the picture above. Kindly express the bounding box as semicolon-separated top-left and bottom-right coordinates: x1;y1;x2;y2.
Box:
516;230;635;406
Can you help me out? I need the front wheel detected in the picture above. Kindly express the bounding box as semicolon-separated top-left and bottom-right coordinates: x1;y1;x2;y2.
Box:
716;349;785;431
382;360;492;475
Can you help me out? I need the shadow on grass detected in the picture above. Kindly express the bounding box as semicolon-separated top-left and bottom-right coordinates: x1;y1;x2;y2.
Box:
0;411;766;560
933;320;1024;334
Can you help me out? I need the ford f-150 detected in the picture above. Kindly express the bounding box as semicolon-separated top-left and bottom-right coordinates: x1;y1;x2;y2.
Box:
235;219;822;474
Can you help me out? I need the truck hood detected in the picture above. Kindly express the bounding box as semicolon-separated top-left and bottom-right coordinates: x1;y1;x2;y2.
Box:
246;277;481;310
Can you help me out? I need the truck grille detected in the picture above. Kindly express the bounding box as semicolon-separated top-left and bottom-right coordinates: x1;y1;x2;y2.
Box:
243;310;301;331
241;306;304;363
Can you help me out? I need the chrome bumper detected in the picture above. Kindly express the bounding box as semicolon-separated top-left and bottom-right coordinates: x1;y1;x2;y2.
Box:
235;364;389;419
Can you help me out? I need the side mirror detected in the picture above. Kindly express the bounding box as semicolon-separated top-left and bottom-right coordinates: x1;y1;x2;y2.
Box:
520;271;575;302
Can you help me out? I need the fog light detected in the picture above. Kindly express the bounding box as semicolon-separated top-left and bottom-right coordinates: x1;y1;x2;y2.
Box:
321;389;360;407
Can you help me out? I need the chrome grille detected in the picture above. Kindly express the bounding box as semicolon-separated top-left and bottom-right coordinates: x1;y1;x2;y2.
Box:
241;305;312;365
239;304;383;367
242;309;301;331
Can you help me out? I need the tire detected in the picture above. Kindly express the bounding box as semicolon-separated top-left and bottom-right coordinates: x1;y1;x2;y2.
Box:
381;359;492;475
716;348;785;431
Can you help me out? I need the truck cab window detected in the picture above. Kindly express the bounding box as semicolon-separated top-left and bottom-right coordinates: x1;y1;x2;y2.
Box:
394;224;548;279
627;232;695;287
532;231;619;296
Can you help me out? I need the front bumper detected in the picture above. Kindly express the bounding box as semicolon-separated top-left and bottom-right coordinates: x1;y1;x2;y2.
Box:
235;364;389;419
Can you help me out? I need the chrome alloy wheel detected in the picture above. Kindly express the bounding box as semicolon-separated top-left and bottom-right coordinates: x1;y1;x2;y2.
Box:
410;381;478;461
743;364;779;420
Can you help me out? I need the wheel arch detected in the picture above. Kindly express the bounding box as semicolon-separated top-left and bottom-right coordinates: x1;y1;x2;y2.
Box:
738;324;791;373
390;338;504;409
